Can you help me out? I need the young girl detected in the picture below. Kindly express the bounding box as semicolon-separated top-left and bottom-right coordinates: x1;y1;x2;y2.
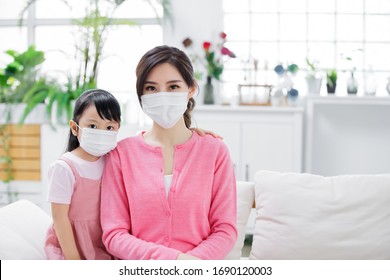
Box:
100;46;237;260
44;89;120;260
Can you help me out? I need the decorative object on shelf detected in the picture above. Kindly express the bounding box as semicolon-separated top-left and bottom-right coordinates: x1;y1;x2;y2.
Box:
183;32;236;81
365;65;377;96
305;57;322;95
347;67;358;94
340;48;362;95
287;88;299;106
237;84;273;106
182;32;236;105
203;76;215;104
386;77;390;95
326;68;337;94
273;62;299;105
270;88;288;107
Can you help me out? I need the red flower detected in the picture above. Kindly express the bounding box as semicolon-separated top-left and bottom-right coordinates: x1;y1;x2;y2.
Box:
221;47;236;58
221;46;231;55
182;33;236;81
203;41;211;51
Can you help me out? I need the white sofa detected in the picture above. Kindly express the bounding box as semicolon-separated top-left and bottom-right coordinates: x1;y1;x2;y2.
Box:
228;171;390;260
1;170;390;259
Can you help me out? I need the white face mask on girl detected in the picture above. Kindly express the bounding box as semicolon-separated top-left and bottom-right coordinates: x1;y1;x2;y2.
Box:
75;124;118;157
141;91;189;129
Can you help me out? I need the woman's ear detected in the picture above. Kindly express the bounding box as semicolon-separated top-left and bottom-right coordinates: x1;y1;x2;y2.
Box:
69;120;78;136
188;84;198;98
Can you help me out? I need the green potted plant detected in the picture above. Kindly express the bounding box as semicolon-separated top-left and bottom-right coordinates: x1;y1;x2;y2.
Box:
326;68;337;94
0;45;49;200
19;0;171;124
305;57;322;95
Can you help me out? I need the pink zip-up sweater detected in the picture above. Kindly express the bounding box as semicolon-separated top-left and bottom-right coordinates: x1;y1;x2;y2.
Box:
100;132;237;260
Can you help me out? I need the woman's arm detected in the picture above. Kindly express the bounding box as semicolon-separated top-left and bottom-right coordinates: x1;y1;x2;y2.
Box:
51;203;81;260
186;142;238;259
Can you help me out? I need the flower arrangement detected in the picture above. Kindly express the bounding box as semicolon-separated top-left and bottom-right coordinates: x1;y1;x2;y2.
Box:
183;32;236;81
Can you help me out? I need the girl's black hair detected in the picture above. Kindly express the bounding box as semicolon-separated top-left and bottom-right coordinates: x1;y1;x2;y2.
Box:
66;89;121;152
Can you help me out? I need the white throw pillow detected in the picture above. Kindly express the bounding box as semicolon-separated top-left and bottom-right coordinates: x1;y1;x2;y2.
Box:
0;199;52;260
250;170;390;260
225;181;254;259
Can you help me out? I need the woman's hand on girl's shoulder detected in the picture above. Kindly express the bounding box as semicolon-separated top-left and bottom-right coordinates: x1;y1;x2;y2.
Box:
191;128;223;140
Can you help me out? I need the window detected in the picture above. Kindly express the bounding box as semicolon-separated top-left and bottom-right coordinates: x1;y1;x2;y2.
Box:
223;0;390;96
0;0;164;118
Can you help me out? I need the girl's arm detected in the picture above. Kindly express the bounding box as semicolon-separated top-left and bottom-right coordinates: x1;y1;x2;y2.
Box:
51;203;81;260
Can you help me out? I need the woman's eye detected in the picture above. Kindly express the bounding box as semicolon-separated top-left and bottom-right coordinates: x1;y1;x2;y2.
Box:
145;86;156;92
170;84;179;90
88;124;97;129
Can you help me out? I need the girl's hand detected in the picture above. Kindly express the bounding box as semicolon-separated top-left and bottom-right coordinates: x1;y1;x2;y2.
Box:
191;128;223;140
177;253;201;260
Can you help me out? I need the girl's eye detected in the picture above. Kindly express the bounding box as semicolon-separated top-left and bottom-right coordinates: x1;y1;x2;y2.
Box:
88;124;97;129
107;126;115;131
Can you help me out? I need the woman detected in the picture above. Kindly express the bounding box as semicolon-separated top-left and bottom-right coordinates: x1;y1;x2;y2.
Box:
100;45;237;260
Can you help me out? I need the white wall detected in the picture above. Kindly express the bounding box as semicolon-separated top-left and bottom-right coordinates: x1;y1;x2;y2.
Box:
163;0;224;48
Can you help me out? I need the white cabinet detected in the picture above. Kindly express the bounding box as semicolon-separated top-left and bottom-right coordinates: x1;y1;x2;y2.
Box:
304;96;390;176
193;106;304;181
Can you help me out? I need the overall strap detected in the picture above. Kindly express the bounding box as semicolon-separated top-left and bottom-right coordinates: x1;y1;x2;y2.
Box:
59;155;81;180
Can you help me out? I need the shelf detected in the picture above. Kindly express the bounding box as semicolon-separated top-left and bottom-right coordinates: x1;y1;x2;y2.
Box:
304;95;390;106
196;105;304;113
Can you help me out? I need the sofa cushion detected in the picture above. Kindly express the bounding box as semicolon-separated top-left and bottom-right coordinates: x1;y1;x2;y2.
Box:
225;181;254;259
250;170;390;259
0;199;52;260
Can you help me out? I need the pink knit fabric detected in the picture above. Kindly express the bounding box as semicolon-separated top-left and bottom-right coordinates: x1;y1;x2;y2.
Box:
45;156;112;260
101;132;237;260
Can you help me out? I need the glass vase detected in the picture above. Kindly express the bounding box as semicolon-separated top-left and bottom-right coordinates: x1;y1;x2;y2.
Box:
347;72;358;94
203;76;215;105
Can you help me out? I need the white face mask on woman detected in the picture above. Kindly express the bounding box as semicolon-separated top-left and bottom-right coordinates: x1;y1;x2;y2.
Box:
141;91;189;129
76;124;118;157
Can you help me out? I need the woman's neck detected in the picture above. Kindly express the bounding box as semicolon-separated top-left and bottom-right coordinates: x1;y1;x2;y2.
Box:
144;119;192;147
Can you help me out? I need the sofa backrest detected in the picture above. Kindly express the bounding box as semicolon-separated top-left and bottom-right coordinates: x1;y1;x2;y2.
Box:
250;170;390;260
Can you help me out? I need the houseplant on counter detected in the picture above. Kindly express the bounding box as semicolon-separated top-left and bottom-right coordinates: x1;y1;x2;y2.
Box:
0;45;49;201
326;68;337;94
305;57;322;95
183;32;236;105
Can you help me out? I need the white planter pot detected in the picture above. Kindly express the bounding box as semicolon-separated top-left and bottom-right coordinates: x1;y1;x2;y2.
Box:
306;77;322;95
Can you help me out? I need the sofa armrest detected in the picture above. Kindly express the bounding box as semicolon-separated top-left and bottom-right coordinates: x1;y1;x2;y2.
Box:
0;199;52;260
225;181;255;260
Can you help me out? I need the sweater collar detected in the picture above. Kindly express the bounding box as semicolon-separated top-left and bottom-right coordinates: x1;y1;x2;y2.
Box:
136;130;198;151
